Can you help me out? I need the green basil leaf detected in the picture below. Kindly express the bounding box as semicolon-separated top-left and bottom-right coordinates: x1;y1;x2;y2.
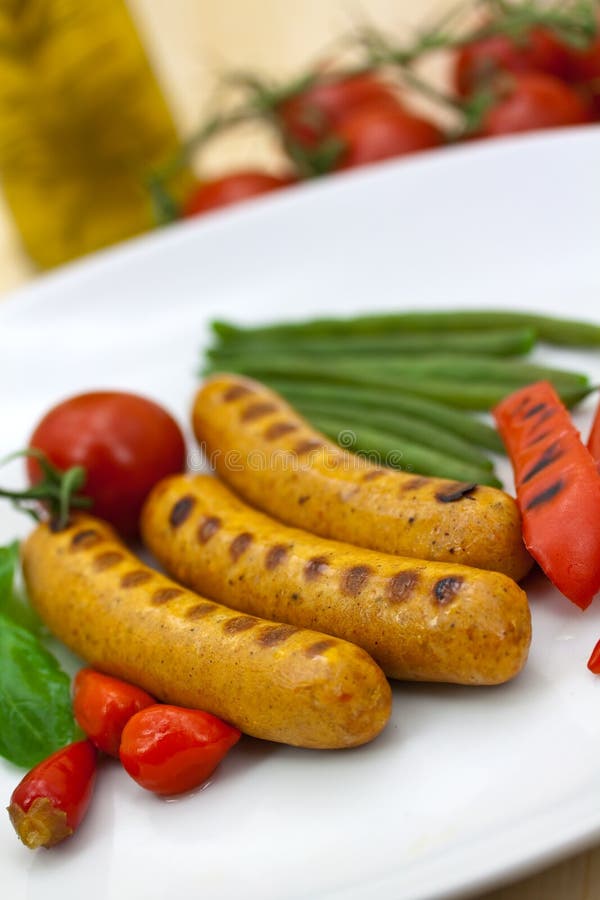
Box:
0;612;78;768
0;541;43;634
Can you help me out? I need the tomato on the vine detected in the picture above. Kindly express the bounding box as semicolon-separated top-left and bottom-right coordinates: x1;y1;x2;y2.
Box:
28;392;186;539
279;72;398;147
183;172;293;217
478;73;592;136
333;103;443;169
569;35;600;117
454;27;572;96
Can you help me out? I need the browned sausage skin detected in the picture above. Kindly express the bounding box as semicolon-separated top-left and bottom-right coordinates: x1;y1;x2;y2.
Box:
191;375;532;581
21;516;391;749
142;474;531;685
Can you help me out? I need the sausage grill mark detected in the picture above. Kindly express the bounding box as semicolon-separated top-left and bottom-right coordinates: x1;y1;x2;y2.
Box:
93;551;125;571
223;384;255;402
362;469;385;482
240;402;278;422
198;516;222;544
435;482;477;503
186;602;218;619
342;566;372;596
401;477;429;492
152;587;184;605
223;615;259;634
264;422;299;440
521;441;563;484
121;570;153;588
304;556;329;581
169;495;196;528
257;624;299;647
525;479;564;511
305;639;336;658
434;576;463;605
71;529;103;550
294;438;324;456
388;571;419;603
265;544;288;570
230;532;253;562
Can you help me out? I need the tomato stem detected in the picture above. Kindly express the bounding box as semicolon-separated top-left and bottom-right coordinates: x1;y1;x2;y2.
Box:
0;449;91;530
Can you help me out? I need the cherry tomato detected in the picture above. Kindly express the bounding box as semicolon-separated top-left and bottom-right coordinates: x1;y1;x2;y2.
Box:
73;669;155;757
183;172;292;218
479;73;592;137
119;705;241;796
8;740;97;849
28;392;186;539
333;104;443;170
279;72;398;147
454;27;572;96
569;36;600;117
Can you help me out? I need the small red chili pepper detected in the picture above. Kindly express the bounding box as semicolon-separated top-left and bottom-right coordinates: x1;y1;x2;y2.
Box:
73;668;155;757
587;639;600;674
7;740;97;849
119;705;241;796
494;380;600;609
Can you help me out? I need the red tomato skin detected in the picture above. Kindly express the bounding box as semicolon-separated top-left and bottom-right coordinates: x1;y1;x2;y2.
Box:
569;36;600;117
587;639;600;674
279;73;398;146
454;28;572;96
479;73;592;136
73;669;155;757
27;392;186;539
183;172;292;217
8;740;97;848
119;705;241;796
334;105;443;169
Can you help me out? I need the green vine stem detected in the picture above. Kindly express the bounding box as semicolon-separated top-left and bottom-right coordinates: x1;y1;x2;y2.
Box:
0;450;91;531
146;0;599;210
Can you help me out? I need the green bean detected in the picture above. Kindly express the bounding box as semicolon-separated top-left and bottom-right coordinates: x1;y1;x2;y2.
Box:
292;399;494;470
203;358;592;410
267;379;505;453
304;413;501;487
208;350;588;391
207;327;537;358
211;310;600;347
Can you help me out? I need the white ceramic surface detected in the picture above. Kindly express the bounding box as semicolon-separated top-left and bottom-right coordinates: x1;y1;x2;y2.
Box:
1;127;600;900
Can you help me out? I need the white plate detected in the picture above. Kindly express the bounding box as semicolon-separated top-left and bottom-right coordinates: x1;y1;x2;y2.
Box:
2;127;600;900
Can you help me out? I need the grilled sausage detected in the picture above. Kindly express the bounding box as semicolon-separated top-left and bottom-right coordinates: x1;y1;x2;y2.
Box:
191;374;532;581
21;516;391;749
142;474;531;685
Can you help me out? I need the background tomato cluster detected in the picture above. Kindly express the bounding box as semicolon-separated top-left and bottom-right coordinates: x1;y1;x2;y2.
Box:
176;9;600;218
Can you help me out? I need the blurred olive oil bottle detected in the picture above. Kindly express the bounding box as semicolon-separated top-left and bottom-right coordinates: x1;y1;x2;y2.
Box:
0;0;189;268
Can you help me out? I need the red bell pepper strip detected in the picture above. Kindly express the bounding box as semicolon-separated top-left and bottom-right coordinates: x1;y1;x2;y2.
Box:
494;380;600;609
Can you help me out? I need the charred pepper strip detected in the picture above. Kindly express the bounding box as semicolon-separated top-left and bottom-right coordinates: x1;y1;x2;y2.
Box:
494;381;600;610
